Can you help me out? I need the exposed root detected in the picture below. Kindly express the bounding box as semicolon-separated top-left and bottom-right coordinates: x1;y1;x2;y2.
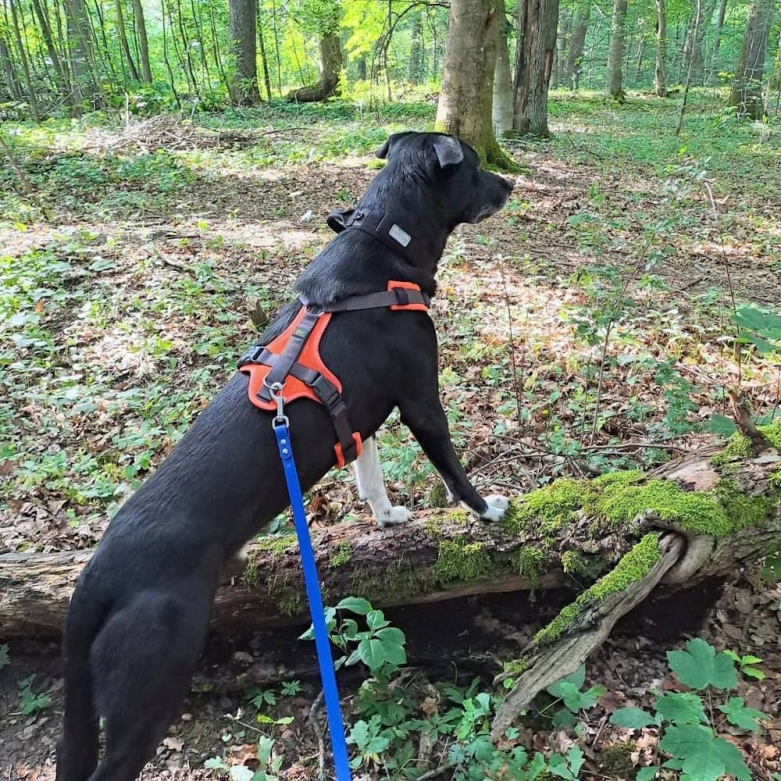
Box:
490;533;685;741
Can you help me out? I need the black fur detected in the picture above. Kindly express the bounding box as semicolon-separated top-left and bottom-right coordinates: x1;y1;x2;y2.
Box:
56;132;513;781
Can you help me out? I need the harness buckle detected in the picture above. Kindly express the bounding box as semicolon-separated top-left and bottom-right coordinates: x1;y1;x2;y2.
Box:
264;380;289;427
309;374;341;408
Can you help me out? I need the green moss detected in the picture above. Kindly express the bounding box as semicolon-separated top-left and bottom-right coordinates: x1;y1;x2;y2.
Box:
433;536;491;583
712;419;781;467
278;590;303;616
713;479;770;531
516;546;546;586
561;550;598;578
593;478;731;537
330;541;352;568
534;533;662;647
712;432;753;466
242;560;259;589
503;657;529;677
504;478;589;536
255;535;296;557
424;508;471;539
599;742;635;778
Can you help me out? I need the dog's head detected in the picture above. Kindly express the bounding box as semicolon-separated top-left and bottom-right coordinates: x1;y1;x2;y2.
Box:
374;132;513;228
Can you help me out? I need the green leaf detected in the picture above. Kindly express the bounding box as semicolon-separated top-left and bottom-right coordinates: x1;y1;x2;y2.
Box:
548;753;576;780
742;666;766;680
655;692;708;725
528;753;547;781
567;745;585;777
358;638;387;671
704;415;736;437
740;655;762;665
547;665;586;698
659;724;713;758
204;758;229;771
718;697;766;732
335;597;372;615
229;767;255;781
636;768;658;781
610;707;657;729
552;708;578;730
711;736;751;781
667;638;737;691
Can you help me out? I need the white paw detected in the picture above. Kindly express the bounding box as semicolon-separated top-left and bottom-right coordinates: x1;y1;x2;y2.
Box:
375;505;414;528
480;494;509;523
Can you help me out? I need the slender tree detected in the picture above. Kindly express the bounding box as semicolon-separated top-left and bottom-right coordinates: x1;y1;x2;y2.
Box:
435;0;513;166
257;4;272;100
115;0;141;81
133;0;152;82
707;0;729;84
729;0;774;118
654;0;667;96
408;8;423;84
8;0;40;119
566;0;590;89
493;0;514;135
514;0;561;135
606;0;628;101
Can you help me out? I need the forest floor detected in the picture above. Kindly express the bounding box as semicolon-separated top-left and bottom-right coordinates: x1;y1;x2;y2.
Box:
1;89;780;779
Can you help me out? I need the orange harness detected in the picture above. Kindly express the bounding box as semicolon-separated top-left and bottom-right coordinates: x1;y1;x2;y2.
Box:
238;281;430;468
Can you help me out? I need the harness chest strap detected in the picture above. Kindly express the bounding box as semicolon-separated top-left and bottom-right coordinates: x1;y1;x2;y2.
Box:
238;281;430;469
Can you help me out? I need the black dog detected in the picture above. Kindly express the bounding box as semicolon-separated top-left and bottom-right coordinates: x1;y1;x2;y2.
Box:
56;131;513;781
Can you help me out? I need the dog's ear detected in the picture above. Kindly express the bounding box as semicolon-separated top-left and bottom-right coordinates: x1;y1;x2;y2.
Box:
326;208;355;233
375;132;413;159
431;135;464;169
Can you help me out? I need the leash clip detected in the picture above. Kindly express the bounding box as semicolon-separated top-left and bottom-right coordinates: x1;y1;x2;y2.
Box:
264;380;289;427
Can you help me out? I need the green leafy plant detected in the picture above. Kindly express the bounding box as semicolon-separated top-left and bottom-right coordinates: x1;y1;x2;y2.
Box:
204;736;282;780
610;639;767;781
723;650;765;681
544;665;606;729
18;675;52;715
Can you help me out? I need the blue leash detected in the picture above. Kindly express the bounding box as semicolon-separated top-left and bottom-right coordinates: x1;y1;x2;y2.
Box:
268;382;352;781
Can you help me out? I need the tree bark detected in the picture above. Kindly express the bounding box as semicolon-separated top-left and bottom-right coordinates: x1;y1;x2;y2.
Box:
606;0;628;102
0;35;21;100
513;0;561;136
553;8;570;88
2;444;779;639
287;31;342;102
132;0;152;82
257;7;272;100
566;1;590;89
63;0;98;108
30;0;70;100
492;0;514;136
229;0;261;105
436;0;513;166
729;0;774;118
772;28;781;92
654;0;667;96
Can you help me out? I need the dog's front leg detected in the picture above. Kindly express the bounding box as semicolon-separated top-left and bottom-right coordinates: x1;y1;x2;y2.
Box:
399;399;508;522
353;435;413;527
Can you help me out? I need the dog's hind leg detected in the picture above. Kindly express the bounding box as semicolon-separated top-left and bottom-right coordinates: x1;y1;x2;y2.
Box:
87;590;211;781
353;435;412;527
55;673;99;781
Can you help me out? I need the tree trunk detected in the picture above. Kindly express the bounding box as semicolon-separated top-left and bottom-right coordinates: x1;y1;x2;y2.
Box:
492;0;514;136
228;0;261;105
513;0;561;136
8;0;40;120
408;9;423;84
30;0;70;100
257;7;272;100
287;31;342;102
435;0;512;166
63;0;98;108
772;28;781;92
566;1;590;89
356;57;367;81
707;0;728;84
132;0;152;82
554;9;570;88
654;0;667;96
115;0;140;81
729;0;774;118
606;0;628;102
0;35;21;100
2;441;779;638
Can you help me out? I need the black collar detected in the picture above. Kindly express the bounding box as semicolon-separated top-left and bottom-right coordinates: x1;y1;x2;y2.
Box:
326;208;433;269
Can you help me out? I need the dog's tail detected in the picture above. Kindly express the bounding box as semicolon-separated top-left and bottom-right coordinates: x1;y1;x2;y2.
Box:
56;582;110;781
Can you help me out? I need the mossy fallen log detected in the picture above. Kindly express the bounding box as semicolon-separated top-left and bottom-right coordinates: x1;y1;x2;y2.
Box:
0;424;779;639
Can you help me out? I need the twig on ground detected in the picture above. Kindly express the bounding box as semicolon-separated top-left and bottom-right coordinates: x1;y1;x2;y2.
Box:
728;388;772;454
